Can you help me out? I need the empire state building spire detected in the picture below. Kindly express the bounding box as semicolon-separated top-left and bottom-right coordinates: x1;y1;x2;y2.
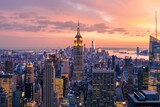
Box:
73;20;84;81
77;20;80;35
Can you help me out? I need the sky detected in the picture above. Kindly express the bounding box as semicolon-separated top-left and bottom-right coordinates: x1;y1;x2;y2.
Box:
0;0;160;49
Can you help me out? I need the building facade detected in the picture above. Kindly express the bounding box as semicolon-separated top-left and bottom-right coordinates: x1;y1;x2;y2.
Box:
148;36;160;92
138;66;149;91
0;74;16;107
0;86;8;107
92;69;115;107
43;59;56;107
25;63;35;100
73;22;84;81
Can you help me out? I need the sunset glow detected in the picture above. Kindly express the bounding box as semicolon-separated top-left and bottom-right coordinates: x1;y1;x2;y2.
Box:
0;0;160;49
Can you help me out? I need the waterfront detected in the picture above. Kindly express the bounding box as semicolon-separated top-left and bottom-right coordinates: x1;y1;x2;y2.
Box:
108;49;149;60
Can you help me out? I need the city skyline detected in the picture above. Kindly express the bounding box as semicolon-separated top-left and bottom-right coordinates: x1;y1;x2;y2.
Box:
0;0;160;49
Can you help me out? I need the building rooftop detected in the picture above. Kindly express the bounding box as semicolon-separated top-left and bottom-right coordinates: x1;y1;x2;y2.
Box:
0;73;13;78
129;90;160;103
93;68;114;73
142;90;158;95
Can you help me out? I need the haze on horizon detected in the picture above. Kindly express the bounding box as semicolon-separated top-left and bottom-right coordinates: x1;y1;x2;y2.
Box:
0;0;160;49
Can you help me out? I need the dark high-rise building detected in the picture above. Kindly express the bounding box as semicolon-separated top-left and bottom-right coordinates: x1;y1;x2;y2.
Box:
148;36;160;92
128;90;160;107
137;47;140;55
92;40;95;53
13;90;21;107
115;64;121;77
92;69;115;107
25;63;35;100
124;56;131;69
73;22;84;81
43;59;56;107
111;55;115;70
138;66;149;91
0;86;8;107
5;60;14;73
127;75;134;94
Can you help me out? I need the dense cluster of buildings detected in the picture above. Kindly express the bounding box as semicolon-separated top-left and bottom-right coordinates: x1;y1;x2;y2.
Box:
0;23;160;107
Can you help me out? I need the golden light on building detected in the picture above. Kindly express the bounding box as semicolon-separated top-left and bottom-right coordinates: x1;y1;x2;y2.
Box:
61;73;68;78
0;74;16;107
55;78;64;99
24;101;37;107
73;21;84;81
116;81;120;87
115;101;126;107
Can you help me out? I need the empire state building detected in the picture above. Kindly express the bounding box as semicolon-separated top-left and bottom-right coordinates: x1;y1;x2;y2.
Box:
73;22;84;81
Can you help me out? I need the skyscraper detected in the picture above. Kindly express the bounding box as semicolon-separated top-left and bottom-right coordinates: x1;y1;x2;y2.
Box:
43;59;56;107
73;22;84;81
148;36;160;92
92;69;115;107
138;66;149;91
92;40;95;53
0;86;8;107
0;74;16;107
25;62;35;99
5;60;14;74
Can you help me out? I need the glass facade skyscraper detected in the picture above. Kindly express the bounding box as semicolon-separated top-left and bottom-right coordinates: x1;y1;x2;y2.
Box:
148;36;160;92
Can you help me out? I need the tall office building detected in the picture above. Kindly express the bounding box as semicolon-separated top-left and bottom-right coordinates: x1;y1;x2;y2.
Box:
148;36;160;92
25;62;35;99
5;60;14;73
0;86;8;107
0;74;16;107
137;47;140;55
92;69;115;107
124;56;132;69
92;40;95;53
73;22;84;81
138;66;149;91
111;55;115;70
43;59;56;107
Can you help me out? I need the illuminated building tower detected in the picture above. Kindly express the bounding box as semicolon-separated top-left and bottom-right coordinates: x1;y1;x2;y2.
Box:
92;69;115;107
138;66;149;91
25;62;35;100
148;36;160;92
61;58;69;95
55;78;64;104
73;22;84;81
0;86;8;107
0;74;16;107
43;59;56;107
5;60;14;73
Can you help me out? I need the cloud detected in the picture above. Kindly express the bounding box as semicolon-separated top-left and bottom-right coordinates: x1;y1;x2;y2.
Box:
0;12;142;36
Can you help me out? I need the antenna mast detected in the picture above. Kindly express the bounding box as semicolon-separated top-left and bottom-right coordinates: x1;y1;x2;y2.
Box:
155;11;158;39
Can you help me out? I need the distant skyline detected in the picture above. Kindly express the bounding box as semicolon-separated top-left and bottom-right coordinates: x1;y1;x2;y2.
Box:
0;0;160;49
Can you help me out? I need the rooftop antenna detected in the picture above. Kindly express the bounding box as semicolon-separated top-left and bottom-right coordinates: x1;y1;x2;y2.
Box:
78;19;79;27
155;11;158;39
77;19;80;35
